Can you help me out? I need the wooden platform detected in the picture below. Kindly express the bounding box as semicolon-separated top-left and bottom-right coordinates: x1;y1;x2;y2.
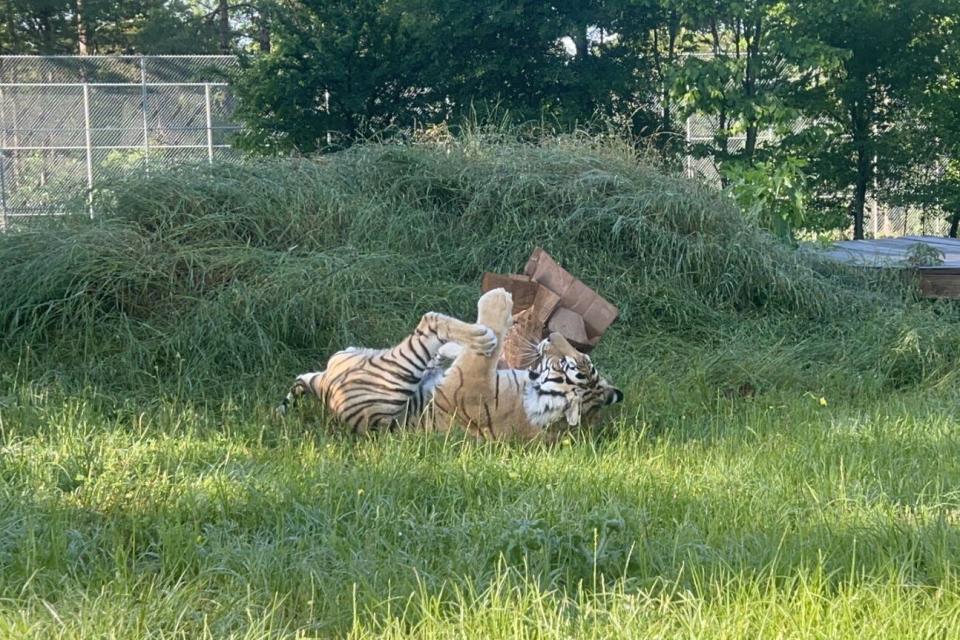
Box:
820;236;960;299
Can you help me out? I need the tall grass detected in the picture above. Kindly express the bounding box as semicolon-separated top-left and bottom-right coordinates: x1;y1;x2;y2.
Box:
0;132;959;403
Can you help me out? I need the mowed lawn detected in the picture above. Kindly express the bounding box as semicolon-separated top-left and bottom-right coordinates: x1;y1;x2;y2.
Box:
1;387;959;639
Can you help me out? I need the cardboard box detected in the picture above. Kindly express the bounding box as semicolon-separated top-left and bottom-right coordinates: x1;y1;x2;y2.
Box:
523;248;619;351
481;248;618;365
480;273;540;312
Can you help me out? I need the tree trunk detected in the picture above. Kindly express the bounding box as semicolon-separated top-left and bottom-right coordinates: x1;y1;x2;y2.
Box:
74;0;88;54
651;28;667;134
40;12;53;51
850;101;871;240
4;1;14;53
575;23;588;58
710;18;729;170
257;11;270;53
948;212;959;238
665;6;677;134
852;144;870;240
743;16;763;161
218;0;230;53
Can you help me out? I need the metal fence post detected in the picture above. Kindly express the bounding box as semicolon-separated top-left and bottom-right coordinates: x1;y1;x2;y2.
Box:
82;83;94;218
204;83;214;163
0;86;7;230
140;56;150;171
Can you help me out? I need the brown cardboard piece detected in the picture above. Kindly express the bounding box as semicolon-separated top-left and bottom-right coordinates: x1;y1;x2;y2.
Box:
480;273;540;312
480;248;619;365
523;248;619;350
546;307;589;347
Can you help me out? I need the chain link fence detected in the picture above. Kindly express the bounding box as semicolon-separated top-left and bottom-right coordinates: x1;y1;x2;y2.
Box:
683;112;951;237
0;55;949;237
0;55;240;228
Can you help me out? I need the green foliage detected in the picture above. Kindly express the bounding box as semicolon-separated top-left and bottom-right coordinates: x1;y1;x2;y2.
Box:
0;0;247;55
722;156;810;240
671;0;798;165
905;243;945;268
779;0;958;238
230;0;653;154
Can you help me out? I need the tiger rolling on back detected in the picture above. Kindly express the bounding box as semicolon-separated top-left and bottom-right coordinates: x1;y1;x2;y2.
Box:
419;288;622;441
276;312;497;434
277;288;623;440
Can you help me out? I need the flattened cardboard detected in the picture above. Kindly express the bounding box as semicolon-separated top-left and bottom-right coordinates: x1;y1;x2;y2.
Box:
483;247;618;358
481;273;539;312
547;307;590;349
498;308;541;369
523;247;619;340
528;284;561;325
497;287;562;369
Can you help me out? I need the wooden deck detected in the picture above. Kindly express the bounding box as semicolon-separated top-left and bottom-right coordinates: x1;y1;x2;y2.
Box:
821;236;960;299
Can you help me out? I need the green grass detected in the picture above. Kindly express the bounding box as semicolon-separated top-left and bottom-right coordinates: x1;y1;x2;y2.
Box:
2;388;960;638
2;133;960;637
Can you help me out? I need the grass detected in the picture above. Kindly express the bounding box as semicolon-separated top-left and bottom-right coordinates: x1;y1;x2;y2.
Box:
2;388;960;638
4;131;956;400
2;132;960;637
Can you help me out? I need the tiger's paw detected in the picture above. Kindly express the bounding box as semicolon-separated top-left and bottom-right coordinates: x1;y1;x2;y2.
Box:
477;288;513;334
472;324;497;356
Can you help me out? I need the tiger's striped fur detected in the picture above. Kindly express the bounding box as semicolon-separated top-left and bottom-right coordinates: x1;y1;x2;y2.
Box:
276;311;496;434
277;289;623;440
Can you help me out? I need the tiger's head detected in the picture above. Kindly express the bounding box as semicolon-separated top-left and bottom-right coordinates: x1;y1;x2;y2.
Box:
529;332;623;426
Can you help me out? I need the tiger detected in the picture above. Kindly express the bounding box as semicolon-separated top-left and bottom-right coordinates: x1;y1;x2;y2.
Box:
276;288;622;440
427;330;623;432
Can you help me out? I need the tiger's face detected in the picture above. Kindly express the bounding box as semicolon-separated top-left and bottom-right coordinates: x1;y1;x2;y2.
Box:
530;332;623;425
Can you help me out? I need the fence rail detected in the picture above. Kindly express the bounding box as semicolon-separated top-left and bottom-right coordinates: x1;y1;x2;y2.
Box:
0;55;240;228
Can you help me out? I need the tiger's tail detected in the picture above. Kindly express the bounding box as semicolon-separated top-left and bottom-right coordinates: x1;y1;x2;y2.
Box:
276;371;324;416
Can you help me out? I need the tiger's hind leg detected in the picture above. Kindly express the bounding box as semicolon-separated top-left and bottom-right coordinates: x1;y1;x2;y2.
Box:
413;312;497;359
427;288;514;437
287;312;496;431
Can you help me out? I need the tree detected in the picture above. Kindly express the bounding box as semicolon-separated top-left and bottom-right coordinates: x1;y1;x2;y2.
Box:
231;0;434;153
1;0;76;53
230;0;659;153
0;0;236;54
784;0;956;239
672;0;798;168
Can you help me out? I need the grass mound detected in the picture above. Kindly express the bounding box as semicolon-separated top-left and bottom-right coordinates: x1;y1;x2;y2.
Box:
1;134;958;403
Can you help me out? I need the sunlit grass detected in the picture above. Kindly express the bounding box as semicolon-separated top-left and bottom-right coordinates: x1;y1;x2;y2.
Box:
1;387;959;638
